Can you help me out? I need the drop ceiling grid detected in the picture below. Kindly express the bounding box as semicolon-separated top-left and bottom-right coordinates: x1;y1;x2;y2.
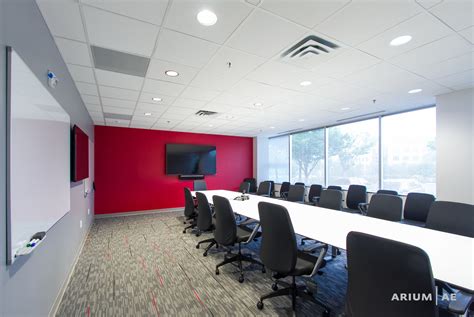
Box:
36;0;474;136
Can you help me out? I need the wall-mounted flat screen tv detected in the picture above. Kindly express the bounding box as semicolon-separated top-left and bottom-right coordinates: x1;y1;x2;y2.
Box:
71;125;89;181
166;144;216;175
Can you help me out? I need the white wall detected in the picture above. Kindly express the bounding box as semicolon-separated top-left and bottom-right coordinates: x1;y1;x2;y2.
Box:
436;88;474;204
255;136;269;183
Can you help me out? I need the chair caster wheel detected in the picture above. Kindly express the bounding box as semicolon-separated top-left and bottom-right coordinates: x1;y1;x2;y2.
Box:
322;309;330;317
196;244;199;249
182;230;186;234
271;283;278;291
301;241;305;245
262;267;266;274
257;301;264;310
238;275;244;283
196;233;201;237
203;252;208;257
215;268;219;275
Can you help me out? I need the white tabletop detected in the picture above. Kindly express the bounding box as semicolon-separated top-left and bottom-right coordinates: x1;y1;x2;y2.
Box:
194;190;474;293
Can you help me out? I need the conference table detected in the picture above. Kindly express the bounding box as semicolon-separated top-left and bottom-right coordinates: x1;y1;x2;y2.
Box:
193;190;474;294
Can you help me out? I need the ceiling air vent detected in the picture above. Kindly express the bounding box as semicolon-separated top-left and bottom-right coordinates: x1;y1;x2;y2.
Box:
195;110;218;116
281;35;339;59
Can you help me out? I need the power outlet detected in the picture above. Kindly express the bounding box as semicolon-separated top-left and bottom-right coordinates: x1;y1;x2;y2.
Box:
87;208;90;215
79;220;83;228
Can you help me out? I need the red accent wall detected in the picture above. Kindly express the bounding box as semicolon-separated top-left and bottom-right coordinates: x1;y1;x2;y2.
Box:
94;126;254;214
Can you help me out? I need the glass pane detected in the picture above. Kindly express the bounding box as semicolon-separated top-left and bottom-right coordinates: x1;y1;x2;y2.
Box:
382;108;436;195
328;119;379;191
268;136;289;183
290;129;325;185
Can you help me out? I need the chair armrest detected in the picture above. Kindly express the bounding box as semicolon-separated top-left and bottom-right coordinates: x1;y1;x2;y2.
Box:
358;202;369;215
243;223;261;244
300;244;328;278
447;292;473;315
239;218;258;226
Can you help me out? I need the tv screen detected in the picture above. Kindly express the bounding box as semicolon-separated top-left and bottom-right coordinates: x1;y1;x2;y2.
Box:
166;144;216;175
71;125;89;181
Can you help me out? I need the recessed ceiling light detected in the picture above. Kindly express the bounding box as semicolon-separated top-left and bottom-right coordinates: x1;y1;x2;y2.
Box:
269;126;275;129
390;35;412;46
341;107;351;111
208;124;213;127
254;102;263;107
152;97;162;102
165;70;179;77
300;81;312;87
408;88;422;94
144;112;152;116
197;9;217;26
298;118;305;122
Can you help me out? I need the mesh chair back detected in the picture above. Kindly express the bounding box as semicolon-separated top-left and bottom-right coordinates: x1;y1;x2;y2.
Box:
287;185;305;202
404;193;435;222
193;180;207;191
346;185;367;210
426;201;474;237
319;189;343;211
367;194;403;222
308;184;323;202
196;192;213;231
184;187;196;217
257;181;272;196
212;196;237;246
239;181;250;193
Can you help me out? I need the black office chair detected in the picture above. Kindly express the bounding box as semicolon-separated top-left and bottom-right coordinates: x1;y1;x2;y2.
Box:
295;182;305;187
239;181;250;193
366;194;403;222
327;185;342;190
194;192;219;256
425;201;474;315
279;181;291;199
213;195;265;283
343;185;367;214
426;201;474;237
256;201;330;315
301;189;342;254
256;181;272;196
193;180;207;191
243;177;257;193
286;185;305;203
359;189;398;214
401;192;435;227
183;187;198;233
307;184;323;205
345;231;462;317
268;180;275;197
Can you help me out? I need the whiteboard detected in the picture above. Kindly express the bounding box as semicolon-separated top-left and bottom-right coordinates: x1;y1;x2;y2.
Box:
7;48;71;264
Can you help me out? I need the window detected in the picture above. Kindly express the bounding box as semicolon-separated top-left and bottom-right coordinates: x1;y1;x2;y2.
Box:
290;129;325;185
268;136;289;183
327;119;379;191
382;108;436;195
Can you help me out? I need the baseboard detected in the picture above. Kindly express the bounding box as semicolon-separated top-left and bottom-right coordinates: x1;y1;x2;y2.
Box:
94;207;183;219
49;222;92;317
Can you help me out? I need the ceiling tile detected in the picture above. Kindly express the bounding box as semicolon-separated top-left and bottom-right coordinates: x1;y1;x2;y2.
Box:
85;103;102;112
390;34;474;72
434;69;474;89
311;49;381;78
138;92;176;105
357;12;453;59
142;79;185;96
153;29;220;68
80;0;168;25
81;94;100;105
260;0;350;28
105;118;130;127
135;102;168;115
415;0;442;9
147;59;199;84
315;0;421;46
76;82;98;96
37;0;86;41
213;92;253;107
164;106;197;115
172;97;208;109
67;64;96;83
103;106;134;115
95;69;144;90
459;26;474;44
190;47;266;90
430;0;474;31
55;37;92;66
82;6;160;56
163;0;253;44
101;97;136;109
412;52;474;79
227;9;307;58
344;62;426;95
180;86;220;101
99;86;140;101
130;122;153;129
246;61;304;86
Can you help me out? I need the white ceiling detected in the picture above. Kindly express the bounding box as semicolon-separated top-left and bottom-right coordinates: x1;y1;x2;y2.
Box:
36;0;473;137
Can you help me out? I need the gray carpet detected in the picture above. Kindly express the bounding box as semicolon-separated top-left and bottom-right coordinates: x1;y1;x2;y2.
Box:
57;212;348;316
